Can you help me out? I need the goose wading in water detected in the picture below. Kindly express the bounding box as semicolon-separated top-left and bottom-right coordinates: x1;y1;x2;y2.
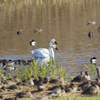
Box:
31;45;58;58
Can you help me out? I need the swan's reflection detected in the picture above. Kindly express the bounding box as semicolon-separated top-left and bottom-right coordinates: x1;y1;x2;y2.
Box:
32;57;50;66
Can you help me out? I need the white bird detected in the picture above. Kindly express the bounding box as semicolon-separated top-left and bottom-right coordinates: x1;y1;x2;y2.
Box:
31;45;58;58
30;40;36;47
49;39;58;46
31;39;58;58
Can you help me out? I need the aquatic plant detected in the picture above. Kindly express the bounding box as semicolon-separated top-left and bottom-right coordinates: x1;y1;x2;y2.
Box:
0;64;13;81
83;63;96;79
57;64;66;80
31;59;39;78
39;61;47;77
15;57;67;83
69;74;73;82
0;64;5;80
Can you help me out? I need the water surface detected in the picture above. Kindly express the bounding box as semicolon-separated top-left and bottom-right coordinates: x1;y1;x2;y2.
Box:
0;0;100;81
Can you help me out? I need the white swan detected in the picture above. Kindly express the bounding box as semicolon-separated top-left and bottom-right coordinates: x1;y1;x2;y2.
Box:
31;39;58;57
49;39;58;46
31;45;58;58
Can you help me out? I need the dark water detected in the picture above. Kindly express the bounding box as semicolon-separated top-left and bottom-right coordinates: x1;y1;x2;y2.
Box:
0;0;100;80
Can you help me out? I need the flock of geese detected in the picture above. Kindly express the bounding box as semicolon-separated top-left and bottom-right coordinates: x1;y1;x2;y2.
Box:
0;21;100;99
0;71;99;99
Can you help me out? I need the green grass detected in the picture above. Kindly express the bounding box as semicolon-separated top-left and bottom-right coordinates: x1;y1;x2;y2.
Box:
50;96;100;100
83;63;96;79
0;57;67;83
14;57;67;83
18;96;100;100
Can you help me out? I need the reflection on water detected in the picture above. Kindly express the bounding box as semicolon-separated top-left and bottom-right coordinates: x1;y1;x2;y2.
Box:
0;0;100;81
32;56;50;66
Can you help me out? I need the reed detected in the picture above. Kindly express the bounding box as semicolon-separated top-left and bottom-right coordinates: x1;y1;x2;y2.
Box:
69;74;73;82
31;59;39;78
83;63;96;79
57;63;67;80
15;58;67;83
0;64;5;80
39;61;46;77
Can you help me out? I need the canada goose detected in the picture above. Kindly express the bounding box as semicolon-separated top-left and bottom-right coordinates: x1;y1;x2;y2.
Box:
48;85;65;97
16;90;32;98
65;83;77;93
82;82;99;95
49;77;64;84
71;71;85;82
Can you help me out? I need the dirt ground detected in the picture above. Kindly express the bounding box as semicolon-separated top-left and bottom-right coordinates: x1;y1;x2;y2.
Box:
0;81;100;100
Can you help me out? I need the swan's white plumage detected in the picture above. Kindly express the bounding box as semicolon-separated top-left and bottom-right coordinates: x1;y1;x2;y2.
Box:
31;45;56;58
31;48;50;57
31;39;58;58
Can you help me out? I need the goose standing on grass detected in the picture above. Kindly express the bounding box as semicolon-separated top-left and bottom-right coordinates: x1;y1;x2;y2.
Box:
31;39;58;58
71;71;85;82
30;40;36;47
82;82;99;95
82;71;91;82
65;83;77;93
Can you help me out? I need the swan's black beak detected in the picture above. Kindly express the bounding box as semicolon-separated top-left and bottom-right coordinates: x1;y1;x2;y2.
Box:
55;47;59;51
55;41;58;45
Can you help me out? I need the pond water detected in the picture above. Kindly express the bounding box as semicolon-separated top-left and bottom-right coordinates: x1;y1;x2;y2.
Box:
0;0;100;81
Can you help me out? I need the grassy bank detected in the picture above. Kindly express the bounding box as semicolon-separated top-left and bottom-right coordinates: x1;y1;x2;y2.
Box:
49;96;100;100
18;96;100;100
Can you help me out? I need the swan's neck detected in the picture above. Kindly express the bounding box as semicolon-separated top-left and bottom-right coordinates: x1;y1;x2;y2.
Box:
49;41;53;47
49;46;54;57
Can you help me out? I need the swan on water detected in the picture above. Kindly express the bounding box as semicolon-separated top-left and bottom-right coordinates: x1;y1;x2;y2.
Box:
31;45;58;58
49;39;58;46
31;39;58;57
